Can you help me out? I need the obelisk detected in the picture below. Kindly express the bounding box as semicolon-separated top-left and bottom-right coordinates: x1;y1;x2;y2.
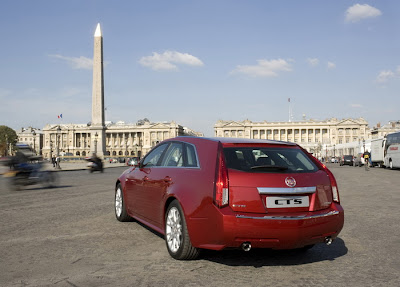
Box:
90;23;106;157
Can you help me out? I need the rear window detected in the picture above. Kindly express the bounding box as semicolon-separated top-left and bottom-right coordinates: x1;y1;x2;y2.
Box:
223;146;319;173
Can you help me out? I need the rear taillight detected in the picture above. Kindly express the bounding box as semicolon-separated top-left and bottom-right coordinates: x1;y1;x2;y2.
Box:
214;143;229;208
324;167;340;203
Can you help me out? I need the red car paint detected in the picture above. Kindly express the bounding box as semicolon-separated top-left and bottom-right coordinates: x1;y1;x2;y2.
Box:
115;137;344;259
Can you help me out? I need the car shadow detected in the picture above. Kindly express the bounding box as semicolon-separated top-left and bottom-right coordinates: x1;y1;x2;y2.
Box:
200;238;348;267
134;219;348;266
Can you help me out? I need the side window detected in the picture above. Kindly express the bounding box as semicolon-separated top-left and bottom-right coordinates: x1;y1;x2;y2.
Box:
185;143;198;167
142;144;168;167
160;143;183;167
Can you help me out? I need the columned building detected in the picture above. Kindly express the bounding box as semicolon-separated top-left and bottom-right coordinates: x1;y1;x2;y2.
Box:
42;120;200;159
214;117;370;157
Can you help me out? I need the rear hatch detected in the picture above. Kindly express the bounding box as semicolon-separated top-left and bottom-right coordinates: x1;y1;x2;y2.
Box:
343;155;353;162
223;144;333;214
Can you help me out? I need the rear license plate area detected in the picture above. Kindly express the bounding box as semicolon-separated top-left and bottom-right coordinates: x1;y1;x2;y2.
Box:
266;196;309;208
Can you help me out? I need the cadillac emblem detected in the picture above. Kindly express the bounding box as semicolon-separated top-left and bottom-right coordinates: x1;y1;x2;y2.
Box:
285;177;296;188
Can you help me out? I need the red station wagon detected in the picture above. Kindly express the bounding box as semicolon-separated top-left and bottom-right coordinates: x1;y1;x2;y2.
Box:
114;137;344;260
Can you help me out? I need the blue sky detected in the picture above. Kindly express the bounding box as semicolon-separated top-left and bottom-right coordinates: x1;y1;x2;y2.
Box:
0;1;399;136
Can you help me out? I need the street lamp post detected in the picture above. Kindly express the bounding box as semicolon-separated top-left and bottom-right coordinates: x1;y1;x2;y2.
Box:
56;126;61;169
32;130;36;155
362;138;365;153
333;144;336;159
94;132;98;154
50;140;53;161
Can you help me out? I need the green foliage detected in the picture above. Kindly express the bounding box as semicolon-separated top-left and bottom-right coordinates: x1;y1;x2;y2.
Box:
0;125;17;156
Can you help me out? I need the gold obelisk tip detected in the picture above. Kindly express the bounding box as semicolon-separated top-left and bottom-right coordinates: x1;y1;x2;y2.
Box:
94;23;102;37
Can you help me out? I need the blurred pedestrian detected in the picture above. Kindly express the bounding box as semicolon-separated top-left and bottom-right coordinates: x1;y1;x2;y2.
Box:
363;150;371;171
55;156;61;169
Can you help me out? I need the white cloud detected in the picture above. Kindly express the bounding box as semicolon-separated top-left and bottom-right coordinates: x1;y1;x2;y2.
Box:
307;58;319;67
49;54;93;70
345;4;382;23
350;103;363;108
327;62;336;69
376;70;395;83
139;51;204;71
231;58;293;77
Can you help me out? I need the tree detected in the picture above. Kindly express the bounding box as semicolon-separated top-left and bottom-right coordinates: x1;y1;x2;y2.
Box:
0;125;18;156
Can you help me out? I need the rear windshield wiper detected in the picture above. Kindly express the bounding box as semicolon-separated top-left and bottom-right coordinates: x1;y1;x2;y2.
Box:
251;165;288;171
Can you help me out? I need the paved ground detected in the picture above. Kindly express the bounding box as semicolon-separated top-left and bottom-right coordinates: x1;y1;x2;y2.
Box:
0;164;399;287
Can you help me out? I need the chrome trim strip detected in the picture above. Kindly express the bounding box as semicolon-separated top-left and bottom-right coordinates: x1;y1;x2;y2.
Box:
236;210;339;221
257;186;316;195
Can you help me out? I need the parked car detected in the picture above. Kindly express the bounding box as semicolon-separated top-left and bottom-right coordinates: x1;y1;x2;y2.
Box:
353;153;365;167
330;157;339;163
339;155;354;166
114;137;344;260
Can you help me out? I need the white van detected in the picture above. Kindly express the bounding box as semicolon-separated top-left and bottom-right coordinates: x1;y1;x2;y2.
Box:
371;138;385;167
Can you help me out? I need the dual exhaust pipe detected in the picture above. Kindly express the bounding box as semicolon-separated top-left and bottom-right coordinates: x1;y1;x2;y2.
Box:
240;237;333;252
325;236;333;245
241;242;252;252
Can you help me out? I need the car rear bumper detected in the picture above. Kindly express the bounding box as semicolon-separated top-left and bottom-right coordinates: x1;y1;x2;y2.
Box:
192;203;344;250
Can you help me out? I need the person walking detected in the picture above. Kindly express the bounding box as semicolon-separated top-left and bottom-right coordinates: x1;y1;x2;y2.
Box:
363;150;371;171
55;156;61;169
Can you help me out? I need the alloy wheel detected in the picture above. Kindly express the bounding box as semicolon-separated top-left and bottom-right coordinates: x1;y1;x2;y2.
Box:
166;207;182;253
115;187;123;217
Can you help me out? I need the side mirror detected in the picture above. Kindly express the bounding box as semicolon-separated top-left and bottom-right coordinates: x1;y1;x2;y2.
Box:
127;160;137;166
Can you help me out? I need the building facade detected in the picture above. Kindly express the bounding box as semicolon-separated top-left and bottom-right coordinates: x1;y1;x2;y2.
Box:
370;121;400;139
16;127;43;155
214;117;370;157
41;119;201;159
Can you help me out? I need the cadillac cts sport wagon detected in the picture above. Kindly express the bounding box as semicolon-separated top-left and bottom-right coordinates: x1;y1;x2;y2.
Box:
114;137;344;260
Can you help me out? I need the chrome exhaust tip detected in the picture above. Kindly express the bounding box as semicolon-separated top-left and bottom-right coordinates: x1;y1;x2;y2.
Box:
241;242;252;252
325;237;333;246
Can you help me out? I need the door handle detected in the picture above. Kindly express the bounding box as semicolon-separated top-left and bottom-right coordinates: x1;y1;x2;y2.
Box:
143;176;149;181
164;176;172;183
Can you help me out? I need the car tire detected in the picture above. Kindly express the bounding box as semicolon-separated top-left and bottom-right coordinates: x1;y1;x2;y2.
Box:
115;183;132;222
165;200;200;260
